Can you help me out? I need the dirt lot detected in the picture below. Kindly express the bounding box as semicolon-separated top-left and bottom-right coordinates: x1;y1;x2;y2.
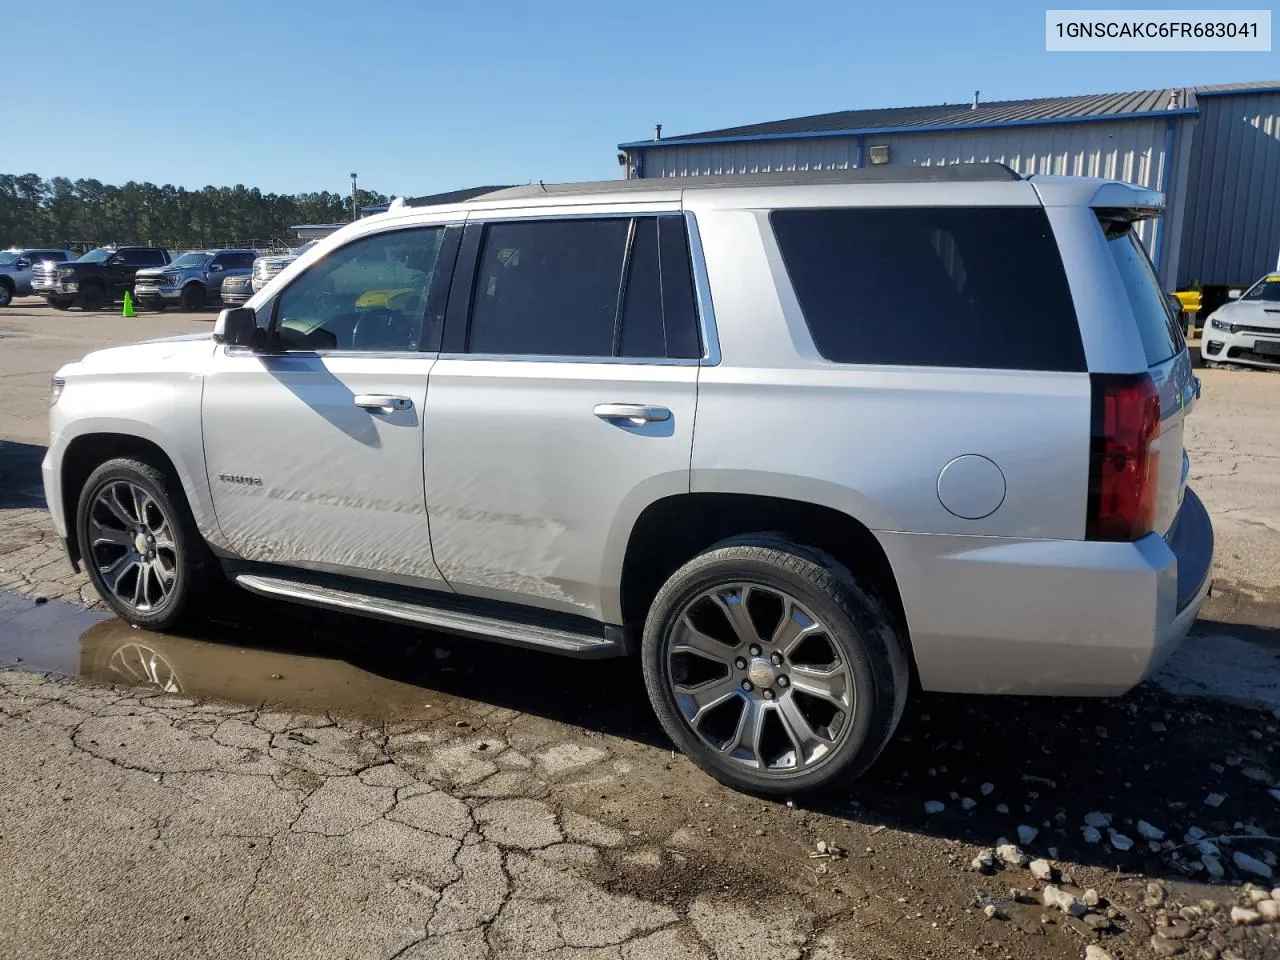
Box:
1;297;1279;960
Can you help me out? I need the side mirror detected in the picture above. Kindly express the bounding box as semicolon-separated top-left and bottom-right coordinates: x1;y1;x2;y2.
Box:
1228;289;1242;300
213;307;260;348
14;258;30;270
109;255;126;266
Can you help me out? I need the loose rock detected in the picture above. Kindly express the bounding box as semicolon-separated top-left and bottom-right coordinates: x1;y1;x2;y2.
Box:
1043;885;1087;917
1149;935;1187;958
1230;907;1261;926
971;848;996;871
1233;851;1273;879
1082;888;1101;907
1138;820;1166;840
1109;830;1134;851
1271;887;1280;901
1029;859;1055;882
1081;825;1102;844
1185;826;1207;842
961;797;977;811
1085;945;1115;960
1009;887;1032;903
1241;767;1270;782
983;904;1000;920
1205;793;1226;808
1083;913;1112;932
1084;811;1112;828
924;800;945;814
980;782;994;796
1018;825;1039;846
996;843;1030;868
1256;900;1280;921
1203;855;1225;879
995;803;1009;814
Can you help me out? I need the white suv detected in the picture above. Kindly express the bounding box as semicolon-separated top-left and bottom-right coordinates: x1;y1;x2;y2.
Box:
43;166;1213;795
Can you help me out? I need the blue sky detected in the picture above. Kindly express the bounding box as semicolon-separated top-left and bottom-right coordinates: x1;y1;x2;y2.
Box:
6;0;1276;196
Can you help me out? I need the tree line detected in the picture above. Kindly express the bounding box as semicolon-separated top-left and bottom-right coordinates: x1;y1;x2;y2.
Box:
1;173;391;252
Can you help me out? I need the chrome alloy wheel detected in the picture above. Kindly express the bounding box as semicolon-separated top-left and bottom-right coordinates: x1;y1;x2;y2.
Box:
666;583;854;776
87;481;178;613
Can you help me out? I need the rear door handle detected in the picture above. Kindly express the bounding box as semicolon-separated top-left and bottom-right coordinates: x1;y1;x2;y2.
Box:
593;403;671;424
354;394;412;412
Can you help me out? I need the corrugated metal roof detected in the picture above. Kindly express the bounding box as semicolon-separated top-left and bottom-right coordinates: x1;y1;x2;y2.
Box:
624;82;1279;149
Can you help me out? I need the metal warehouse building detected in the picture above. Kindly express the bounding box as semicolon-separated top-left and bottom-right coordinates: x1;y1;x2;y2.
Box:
618;82;1280;300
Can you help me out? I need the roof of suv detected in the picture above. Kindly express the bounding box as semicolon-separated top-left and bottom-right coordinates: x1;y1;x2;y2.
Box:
435;164;1022;206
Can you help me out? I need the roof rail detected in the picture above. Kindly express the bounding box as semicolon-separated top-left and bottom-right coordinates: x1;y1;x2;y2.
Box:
403;185;516;208
474;163;1022;202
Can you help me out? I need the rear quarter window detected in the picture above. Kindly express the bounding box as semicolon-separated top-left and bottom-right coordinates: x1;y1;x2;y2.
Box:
1103;222;1184;366
770;206;1085;372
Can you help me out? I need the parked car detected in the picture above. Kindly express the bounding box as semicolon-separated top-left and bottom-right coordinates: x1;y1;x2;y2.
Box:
1200;272;1280;369
133;249;257;312
33;246;170;311
219;273;253;307
0;248;75;306
250;240;317;292
43;166;1212;796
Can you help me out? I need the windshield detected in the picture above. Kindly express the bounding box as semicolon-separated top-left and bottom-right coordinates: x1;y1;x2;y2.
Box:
0;252;18;265
1240;274;1280;303
77;248;114;263
292;241;318;256
169;252;211;268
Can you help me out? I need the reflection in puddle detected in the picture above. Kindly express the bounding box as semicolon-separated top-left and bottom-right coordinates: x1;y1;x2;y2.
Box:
0;588;653;734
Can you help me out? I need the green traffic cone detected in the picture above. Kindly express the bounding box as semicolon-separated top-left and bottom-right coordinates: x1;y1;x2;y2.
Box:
122;290;135;318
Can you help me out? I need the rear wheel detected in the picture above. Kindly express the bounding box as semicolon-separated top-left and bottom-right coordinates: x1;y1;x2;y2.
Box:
151;301;168;312
77;283;107;311
0;281;13;307
180;283;206;311
76;458;217;631
48;297;71;311
641;534;908;796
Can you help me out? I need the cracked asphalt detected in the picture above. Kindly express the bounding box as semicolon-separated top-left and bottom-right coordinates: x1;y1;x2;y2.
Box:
2;302;1280;959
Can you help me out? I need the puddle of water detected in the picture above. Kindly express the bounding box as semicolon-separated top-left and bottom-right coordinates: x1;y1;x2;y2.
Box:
0;587;651;732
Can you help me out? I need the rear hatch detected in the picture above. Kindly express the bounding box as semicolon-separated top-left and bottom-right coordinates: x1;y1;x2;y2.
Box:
1098;215;1194;538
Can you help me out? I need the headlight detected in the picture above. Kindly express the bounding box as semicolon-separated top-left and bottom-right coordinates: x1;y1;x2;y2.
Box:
50;377;65;406
162;273;180;285
1209;317;1236;334
57;267;75;278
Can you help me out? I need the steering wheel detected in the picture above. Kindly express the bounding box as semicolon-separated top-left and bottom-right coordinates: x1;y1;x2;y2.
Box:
351;307;418;351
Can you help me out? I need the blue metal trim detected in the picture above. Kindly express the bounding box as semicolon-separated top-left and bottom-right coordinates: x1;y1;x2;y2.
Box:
1195;85;1280;98
1152;117;1177;272
617;107;1199;151
854;136;864;168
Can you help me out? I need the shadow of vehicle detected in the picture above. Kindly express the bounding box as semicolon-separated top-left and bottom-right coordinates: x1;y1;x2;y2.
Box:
0;441;48;509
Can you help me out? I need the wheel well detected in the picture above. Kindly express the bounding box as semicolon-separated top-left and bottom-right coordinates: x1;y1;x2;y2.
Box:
0;276;14;291
61;434;182;566
619;493;909;638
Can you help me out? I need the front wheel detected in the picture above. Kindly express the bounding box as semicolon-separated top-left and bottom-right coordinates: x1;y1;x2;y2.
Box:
48;297;71;310
0;282;12;307
77;284;107;311
641;535;908;796
76;458;216;631
180;283;206;311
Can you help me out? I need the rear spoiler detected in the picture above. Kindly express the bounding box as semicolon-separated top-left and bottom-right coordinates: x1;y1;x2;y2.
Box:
1089;182;1164;222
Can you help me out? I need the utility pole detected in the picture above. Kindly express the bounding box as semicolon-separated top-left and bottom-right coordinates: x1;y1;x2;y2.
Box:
350;172;358;222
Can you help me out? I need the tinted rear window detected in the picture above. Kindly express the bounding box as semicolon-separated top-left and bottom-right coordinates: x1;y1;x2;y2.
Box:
1103;223;1184;366
770;207;1085;372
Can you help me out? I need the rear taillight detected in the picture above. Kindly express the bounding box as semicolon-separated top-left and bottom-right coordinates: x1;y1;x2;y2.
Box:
1087;373;1161;541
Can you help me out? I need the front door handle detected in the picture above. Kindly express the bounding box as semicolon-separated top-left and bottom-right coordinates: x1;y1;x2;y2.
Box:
593;403;671;425
354;394;412;412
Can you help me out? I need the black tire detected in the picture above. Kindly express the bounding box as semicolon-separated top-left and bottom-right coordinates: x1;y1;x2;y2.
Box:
641;534;908;797
77;283;107;311
0;281;13;307
48;297;71;311
76;457;217;631
150;301;169;312
180;283;206;311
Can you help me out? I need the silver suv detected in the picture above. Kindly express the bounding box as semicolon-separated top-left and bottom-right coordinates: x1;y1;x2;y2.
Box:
43;166;1213;795
134;249;257;312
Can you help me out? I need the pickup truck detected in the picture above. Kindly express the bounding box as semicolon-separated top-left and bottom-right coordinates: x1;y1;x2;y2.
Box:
133;249;257;312
33;246;171;311
0;248;75;306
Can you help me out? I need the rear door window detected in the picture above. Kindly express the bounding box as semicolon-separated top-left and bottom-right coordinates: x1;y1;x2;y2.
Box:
1103;222;1184;366
770;207;1085;372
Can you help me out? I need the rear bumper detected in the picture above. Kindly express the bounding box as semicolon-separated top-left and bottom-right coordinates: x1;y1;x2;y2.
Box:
879;487;1214;696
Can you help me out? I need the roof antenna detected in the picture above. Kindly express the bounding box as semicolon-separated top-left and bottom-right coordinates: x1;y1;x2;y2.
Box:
539;179;547;193
971;89;980;110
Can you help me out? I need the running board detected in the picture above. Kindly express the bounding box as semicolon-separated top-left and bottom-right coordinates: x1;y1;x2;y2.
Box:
232;573;626;659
